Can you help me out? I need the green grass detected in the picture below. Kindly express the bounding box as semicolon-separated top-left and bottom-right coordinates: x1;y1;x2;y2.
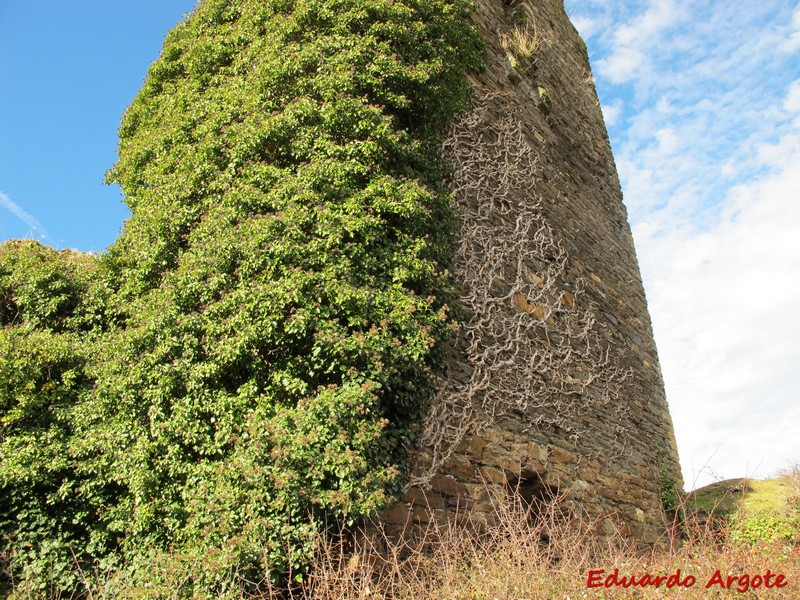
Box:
687;469;800;548
689;475;796;517
688;478;750;516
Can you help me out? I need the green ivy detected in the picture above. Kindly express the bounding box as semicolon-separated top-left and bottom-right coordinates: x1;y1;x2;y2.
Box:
728;511;798;546
1;0;484;594
658;462;680;515
0;242;119;594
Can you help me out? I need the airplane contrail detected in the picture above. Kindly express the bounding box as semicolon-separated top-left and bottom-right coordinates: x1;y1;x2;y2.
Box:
0;190;49;241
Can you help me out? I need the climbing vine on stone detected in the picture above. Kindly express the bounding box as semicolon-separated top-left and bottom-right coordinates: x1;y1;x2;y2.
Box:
408;90;632;488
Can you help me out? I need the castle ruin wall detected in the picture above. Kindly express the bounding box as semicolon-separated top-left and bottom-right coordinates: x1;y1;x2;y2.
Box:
382;0;683;545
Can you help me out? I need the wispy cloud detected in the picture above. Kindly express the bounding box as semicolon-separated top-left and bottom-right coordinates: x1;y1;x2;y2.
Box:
566;0;800;488
785;79;800;112
641;123;800;489
595;0;685;84
0;190;48;241
778;5;800;53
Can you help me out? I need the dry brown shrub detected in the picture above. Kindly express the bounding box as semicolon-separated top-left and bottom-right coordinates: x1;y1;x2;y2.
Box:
291;488;799;600
30;488;797;599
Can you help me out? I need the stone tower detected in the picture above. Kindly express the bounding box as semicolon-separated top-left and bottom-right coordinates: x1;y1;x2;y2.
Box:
384;0;683;544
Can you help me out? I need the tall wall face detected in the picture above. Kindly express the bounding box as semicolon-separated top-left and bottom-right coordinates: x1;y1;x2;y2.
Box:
384;0;683;543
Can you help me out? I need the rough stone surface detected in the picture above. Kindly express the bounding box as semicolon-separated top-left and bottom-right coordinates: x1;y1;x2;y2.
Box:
379;0;683;546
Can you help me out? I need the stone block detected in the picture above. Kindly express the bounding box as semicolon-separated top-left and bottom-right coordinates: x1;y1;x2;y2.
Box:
466;435;488;458
444;452;477;479
402;487;445;510
549;445;576;464
446;495;475;511
496;455;521;475
527;441;548;463
479;465;507;484
429;475;466;497
383;503;411;525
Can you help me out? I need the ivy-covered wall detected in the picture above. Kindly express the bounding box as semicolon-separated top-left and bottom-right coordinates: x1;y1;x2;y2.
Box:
0;0;684;595
383;0;684;549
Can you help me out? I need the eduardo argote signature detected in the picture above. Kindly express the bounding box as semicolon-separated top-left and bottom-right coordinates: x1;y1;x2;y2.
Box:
586;567;789;593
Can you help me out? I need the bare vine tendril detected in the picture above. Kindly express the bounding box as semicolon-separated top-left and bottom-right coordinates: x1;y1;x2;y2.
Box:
408;90;632;489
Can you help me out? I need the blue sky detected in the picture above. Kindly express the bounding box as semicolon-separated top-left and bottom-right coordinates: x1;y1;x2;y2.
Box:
1;1;798;490
0;1;196;251
564;0;800;489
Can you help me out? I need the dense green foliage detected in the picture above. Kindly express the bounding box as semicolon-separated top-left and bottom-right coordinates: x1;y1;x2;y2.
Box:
728;511;798;546
0;242;117;592
658;462;680;515
0;0;483;594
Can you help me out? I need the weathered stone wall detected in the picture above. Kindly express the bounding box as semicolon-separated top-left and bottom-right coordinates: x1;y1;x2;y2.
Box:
382;0;683;545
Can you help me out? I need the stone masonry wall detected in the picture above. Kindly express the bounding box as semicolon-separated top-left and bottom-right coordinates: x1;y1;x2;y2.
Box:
381;0;683;545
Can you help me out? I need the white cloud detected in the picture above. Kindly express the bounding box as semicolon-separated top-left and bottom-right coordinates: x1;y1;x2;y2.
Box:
0;190;48;241
613;0;681;46
570;15;599;40
600;99;623;127
720;159;736;176
784;79;800;112
597;47;645;84
566;0;800;489
595;0;684;84
640;121;800;490
655;127;679;154
778;5;800;53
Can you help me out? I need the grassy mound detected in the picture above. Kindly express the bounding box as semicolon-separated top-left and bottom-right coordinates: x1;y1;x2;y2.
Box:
687;469;800;547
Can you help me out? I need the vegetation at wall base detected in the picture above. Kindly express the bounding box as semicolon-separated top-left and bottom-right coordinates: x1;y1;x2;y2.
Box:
3;475;799;598
0;0;484;594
